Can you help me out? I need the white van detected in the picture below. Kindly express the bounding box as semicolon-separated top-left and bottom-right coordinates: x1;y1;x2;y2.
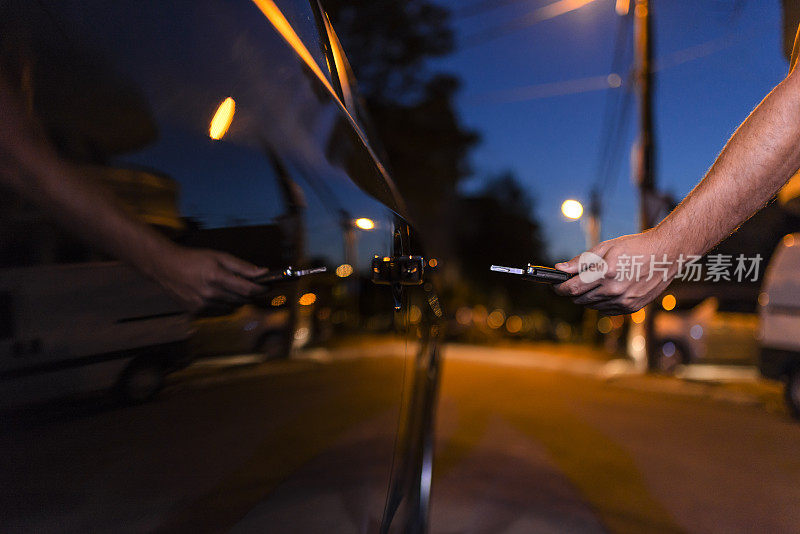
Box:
758;233;800;417
0;262;191;407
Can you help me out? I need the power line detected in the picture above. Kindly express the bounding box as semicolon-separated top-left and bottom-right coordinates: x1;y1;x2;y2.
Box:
594;9;633;200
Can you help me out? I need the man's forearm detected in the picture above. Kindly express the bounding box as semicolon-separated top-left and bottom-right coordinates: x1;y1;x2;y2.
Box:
24;154;177;277
0;76;177;276
655;69;800;257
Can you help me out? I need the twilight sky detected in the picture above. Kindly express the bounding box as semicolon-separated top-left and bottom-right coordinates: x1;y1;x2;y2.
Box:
431;0;789;261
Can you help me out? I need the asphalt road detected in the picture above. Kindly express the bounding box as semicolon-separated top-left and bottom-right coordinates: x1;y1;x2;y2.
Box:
432;343;800;534
1;340;798;533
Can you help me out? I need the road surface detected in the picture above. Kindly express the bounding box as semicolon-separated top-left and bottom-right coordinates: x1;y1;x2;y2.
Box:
1;340;797;533
432;343;800;534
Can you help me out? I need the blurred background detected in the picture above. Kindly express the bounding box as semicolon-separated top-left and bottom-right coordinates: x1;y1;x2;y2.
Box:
321;0;800;362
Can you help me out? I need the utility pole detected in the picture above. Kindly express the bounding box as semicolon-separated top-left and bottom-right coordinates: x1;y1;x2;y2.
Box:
633;0;658;370
582;189;602;345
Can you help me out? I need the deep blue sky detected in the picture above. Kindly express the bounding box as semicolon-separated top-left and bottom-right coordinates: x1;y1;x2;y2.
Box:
431;0;789;261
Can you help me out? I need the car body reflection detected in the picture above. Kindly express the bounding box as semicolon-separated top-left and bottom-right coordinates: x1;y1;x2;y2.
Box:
0;1;442;532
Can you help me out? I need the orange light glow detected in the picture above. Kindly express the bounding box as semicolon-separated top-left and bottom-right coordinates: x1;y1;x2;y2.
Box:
631;308;646;324
487;309;505;329
271;295;287;307
784;234;796;247
661;294;676;311
428;258;438;268
250;0;336;97
506;315;522;334
535;0;600;23
597;316;613;334
298;293;317;306
335;264;353;278
209;97;235;140
615;0;630;16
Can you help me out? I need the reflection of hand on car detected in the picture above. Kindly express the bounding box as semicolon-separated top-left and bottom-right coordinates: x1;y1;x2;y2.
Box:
553;230;679;316
0;74;266;312
148;245;268;312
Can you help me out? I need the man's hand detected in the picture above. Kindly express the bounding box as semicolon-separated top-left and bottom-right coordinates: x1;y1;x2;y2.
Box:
552;229;680;315
148;245;269;313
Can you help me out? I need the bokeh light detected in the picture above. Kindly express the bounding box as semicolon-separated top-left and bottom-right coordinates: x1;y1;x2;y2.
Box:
336;264;353;277
561;199;584;220
487;309;505;329
209;97;235;140
355;217;375;230
630;308;646;324
298;293;317;306
506;315;522;334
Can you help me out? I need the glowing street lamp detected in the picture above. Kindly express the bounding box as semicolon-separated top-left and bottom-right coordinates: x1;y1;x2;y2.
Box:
561;199;584;220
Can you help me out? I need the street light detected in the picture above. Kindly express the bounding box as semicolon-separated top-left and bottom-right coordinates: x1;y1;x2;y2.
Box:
561;199;584;220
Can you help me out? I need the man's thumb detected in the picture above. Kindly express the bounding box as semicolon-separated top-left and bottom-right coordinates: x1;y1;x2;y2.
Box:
555;255;580;274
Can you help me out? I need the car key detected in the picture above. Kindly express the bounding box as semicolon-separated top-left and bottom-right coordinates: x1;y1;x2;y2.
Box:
253;266;327;285
490;263;573;284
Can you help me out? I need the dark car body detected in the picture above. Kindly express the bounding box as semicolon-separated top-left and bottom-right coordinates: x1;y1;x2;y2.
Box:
0;1;442;532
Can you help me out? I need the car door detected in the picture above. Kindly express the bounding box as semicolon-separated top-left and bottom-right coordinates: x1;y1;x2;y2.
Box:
0;1;438;532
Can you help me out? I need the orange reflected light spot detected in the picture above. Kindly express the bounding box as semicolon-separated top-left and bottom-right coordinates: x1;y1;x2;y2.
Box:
554;321;572;340
758;292;769;307
615;0;630;16
506;315;522;334
597;316;613;334
631;308;646;324
455;307;472;325
209;97;235;140
661;294;676;311
271;295;287;307
428;258;438;268
784;234;795;247
487;309;505;329
336;264;353;278
299;293;317;306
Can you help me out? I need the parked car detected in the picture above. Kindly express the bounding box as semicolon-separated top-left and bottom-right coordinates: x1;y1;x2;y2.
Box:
0;1;442;532
628;296;758;373
758;233;800;418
